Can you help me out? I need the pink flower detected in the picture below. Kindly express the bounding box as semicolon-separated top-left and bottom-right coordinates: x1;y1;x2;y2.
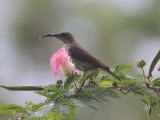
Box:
50;48;80;78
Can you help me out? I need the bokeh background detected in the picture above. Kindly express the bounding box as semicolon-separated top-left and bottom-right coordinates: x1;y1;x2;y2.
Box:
0;0;160;120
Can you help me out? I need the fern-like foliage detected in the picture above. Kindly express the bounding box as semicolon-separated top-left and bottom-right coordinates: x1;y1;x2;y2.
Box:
0;50;160;119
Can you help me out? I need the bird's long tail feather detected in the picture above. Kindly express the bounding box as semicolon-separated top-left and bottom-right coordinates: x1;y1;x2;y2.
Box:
104;68;121;81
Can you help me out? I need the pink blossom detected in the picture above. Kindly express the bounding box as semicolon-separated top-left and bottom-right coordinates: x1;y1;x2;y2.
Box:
50;48;80;78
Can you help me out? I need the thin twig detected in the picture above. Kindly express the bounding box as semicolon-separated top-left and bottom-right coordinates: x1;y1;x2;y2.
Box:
0;85;45;91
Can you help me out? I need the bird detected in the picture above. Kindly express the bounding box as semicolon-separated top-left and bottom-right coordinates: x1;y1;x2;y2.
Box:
40;32;121;81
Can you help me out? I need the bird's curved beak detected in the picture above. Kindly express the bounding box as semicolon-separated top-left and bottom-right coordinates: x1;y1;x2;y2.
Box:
39;33;57;39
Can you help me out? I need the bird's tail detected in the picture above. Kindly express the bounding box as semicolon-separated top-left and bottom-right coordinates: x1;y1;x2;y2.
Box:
103;67;122;81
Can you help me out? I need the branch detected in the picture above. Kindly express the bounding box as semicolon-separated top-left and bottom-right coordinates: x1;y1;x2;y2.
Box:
0;85;44;91
145;83;160;92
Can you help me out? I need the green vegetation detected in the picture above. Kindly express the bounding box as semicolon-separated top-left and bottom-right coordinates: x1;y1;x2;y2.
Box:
0;50;160;120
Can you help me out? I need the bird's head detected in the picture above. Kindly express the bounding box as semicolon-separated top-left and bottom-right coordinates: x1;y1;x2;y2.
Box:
40;32;75;44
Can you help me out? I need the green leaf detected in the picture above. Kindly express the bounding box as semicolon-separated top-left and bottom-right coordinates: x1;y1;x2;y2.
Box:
114;64;132;74
141;94;158;116
46;108;63;119
68;104;76;120
82;69;100;81
26;116;48;120
46;84;58;92
56;98;74;105
99;81;112;86
1;56;160;119
100;75;121;84
48;89;66;102
25;101;44;112
64;75;80;89
0;104;27;113
152;77;160;86
46;105;76;120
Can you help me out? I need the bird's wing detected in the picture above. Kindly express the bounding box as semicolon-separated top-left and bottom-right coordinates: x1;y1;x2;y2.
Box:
69;44;109;69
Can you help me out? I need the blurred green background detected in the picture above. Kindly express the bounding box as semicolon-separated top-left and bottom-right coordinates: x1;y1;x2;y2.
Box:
0;0;160;120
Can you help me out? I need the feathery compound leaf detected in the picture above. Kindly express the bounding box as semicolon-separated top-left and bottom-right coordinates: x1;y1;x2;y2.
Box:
99;80;112;86
141;94;158;115
0;104;26;113
55;97;74;105
1;55;160;119
152;77;160;86
26;116;48;120
25;101;45;112
46;84;57;92
68;105;76;120
46;108;65;120
114;64;132;74
89;87;120;101
100;75;121;84
46;105;76;120
64;75;80;89
82;68;100;80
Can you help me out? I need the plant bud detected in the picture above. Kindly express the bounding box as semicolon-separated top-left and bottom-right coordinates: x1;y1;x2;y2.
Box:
136;59;146;68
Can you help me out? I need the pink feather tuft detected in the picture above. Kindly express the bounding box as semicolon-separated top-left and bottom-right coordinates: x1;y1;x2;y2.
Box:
50;48;80;77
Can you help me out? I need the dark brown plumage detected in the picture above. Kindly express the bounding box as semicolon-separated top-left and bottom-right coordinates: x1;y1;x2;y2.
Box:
41;32;121;81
